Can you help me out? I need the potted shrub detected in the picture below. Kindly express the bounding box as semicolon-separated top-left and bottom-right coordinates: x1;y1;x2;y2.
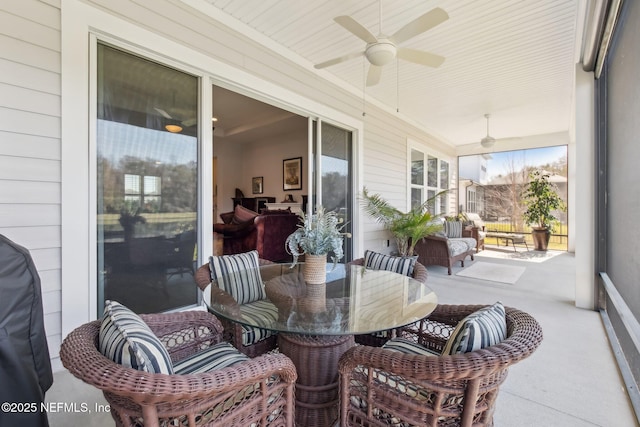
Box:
285;206;348;284
360;187;444;257
522;170;566;251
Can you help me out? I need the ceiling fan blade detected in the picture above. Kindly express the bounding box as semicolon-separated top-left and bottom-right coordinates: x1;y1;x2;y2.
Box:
334;16;377;44
366;65;383;86
314;51;364;69
181;118;198;127
397;48;445;67
391;7;449;44
154;107;172;119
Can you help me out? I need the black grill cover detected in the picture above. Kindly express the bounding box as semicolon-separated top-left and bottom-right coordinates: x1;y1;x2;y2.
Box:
0;234;53;427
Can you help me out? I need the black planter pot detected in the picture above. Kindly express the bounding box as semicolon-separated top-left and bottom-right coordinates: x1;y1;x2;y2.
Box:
531;228;551;251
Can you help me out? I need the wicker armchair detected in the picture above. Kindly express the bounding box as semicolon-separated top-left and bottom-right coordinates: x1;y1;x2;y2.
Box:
414;235;476;275
60;311;297;427
195;260;279;357
339;304;543;427
347;257;429;347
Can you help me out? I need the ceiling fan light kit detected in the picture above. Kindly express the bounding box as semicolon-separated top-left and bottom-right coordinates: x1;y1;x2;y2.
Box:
365;40;396;66
165;123;183;133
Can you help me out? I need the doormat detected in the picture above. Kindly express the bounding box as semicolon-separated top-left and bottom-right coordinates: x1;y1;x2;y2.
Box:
455;262;526;284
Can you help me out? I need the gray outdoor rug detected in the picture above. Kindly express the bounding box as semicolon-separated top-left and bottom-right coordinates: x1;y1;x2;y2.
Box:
455;262;526;284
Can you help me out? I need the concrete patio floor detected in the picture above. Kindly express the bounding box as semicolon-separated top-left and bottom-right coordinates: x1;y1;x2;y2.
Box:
46;248;638;426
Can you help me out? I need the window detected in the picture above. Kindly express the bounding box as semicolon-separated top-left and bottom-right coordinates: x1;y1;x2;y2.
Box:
467;188;477;213
410;147;449;214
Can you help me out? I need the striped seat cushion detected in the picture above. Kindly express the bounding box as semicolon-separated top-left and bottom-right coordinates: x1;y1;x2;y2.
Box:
364;250;416;277
443;302;507;355
239;299;278;346
99;300;174;374
209;250;266;305
382;338;441;356
173;341;249;374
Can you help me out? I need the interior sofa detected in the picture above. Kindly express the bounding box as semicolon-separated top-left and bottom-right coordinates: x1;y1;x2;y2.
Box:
414;220;477;275
213;205;299;262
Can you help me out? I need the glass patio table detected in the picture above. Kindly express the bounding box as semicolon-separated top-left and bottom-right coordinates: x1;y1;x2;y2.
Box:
206;262;438;427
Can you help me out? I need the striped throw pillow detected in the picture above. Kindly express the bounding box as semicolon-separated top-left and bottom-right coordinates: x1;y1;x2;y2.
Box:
442;302;507;355
444;220;463;238
364;250;416;277
99;300;174;374
209;250;266;304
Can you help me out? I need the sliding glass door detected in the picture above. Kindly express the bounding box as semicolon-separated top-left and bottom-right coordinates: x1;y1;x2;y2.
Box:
96;43;199;314
312;121;354;262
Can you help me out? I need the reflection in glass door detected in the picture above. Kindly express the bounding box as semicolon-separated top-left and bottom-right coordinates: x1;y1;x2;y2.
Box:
96;44;199;315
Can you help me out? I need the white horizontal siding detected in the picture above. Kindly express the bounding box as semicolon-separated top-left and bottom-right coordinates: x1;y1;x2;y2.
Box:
0;0;62;370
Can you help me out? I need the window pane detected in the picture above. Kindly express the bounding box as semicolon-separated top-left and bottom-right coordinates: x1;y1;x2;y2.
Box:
411;149;424;185
411;188;423;209
96;44;199;315
427;155;438;187
440;161;449;189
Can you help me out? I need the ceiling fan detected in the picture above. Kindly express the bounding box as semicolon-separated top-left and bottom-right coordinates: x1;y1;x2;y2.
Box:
480;114;496;148
153;91;197;133
314;6;448;86
478;114;522;149
153;107;197;133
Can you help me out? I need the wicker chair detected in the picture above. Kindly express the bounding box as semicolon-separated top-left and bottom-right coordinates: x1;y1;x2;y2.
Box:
60;311;297;427
339;304;543;427
347;257;429;347
195;260;279;357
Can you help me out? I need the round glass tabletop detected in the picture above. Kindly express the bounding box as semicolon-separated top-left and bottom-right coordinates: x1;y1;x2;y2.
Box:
206;262;437;336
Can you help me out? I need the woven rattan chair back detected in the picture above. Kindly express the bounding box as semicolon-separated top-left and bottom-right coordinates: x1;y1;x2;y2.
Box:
339;304;543;427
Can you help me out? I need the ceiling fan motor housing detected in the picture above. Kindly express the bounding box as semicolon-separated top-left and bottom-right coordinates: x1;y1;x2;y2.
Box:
365;40;396;66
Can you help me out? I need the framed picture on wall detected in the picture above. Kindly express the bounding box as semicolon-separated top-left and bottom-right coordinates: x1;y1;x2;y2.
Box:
252;176;263;194
283;157;302;190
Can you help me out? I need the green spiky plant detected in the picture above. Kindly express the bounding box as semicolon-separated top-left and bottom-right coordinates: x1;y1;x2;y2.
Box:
360;187;445;257
285;206;348;269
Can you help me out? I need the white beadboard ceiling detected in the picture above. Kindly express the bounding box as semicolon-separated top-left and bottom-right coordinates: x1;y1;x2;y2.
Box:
202;0;585;147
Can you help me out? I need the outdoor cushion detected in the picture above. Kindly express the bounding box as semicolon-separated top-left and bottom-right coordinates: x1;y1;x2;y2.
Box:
443;301;507;355
238;299;278;346
209;250;266;305
382;338;441;356
444;221;463;238
99;300;174;374
364;250;416;276
173;341;249;374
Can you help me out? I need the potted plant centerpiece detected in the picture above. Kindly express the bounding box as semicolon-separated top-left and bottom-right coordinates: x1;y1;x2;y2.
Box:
285;206;347;284
360;187;444;257
522;170;566;251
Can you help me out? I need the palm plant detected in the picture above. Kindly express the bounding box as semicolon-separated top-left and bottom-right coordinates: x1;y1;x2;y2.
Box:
360;187;444;257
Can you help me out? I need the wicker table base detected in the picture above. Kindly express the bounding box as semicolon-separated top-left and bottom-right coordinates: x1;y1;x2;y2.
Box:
278;333;355;427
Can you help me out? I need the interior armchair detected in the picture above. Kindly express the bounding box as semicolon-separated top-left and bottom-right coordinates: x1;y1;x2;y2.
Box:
213;205;299;262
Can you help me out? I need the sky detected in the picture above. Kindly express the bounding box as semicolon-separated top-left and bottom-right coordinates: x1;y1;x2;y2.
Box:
486;146;567;179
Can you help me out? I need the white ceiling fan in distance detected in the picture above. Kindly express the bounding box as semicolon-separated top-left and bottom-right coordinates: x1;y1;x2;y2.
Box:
480;113;496;148
314;4;449;86
478;113;522;149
